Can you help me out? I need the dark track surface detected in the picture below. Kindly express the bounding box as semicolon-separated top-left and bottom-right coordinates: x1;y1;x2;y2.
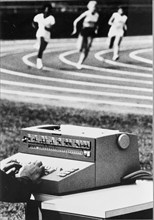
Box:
0;36;153;115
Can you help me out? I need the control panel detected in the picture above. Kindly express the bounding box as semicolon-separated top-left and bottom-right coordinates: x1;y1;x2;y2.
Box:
23;134;91;150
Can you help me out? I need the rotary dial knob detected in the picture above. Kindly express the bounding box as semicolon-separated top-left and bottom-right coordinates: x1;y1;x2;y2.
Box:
118;134;130;149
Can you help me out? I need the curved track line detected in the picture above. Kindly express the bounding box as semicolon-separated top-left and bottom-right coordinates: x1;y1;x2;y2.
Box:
0;68;153;92
1;41;75;53
1;68;152;93
129;48;152;64
1;38;152;113
59;50;152;78
22;47;67;68
95;49;152;71
1;80;152;100
1;89;152;109
22;51;152;85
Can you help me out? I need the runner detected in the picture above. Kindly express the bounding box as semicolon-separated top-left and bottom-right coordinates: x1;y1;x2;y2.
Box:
32;3;55;69
72;1;99;69
107;6;127;61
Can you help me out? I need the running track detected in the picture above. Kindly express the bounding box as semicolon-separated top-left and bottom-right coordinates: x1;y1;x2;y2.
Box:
0;36;153;115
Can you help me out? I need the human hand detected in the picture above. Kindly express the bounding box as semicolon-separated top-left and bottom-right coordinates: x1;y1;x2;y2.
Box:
95;28;98;35
124;24;127;31
71;25;77;35
20;161;45;183
1;160;22;176
45;26;52;32
32;21;38;29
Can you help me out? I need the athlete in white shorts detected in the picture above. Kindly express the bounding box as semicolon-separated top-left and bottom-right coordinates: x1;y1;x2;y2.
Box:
72;1;99;69
107;6;127;61
33;4;55;69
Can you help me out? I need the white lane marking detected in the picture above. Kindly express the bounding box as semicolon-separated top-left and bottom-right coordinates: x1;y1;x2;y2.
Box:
59;50;152;78
3;53;152;85
1;80;152;100
22;51;152;85
95;49;152;71
22;52;36;67
22;47;68;68
1;41;75;53
129;48;153;64
1;89;152;109
1;46;152;109
0;68;152;93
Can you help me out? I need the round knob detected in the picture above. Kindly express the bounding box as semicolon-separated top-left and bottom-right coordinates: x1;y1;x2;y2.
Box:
118;134;130;149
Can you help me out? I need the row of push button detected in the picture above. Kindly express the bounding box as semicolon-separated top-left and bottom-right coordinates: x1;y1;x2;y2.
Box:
58;168;79;177
23;134;91;150
43;165;80;178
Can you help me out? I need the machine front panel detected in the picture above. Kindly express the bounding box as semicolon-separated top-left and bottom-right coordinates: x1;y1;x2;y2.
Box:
20;131;95;162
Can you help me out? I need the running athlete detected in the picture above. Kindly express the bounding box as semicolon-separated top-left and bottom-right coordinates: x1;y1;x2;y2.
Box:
72;1;99;69
32;4;55;69
107;6;127;61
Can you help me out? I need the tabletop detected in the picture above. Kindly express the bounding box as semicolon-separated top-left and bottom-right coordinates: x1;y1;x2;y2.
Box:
39;180;153;219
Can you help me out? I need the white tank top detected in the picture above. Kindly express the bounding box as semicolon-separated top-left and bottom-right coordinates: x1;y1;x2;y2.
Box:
111;12;127;30
83;11;99;28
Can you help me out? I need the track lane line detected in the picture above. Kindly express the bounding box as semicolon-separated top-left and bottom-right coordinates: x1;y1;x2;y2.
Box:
95;49;152;71
1;43;152;112
1;89;152;109
1;80;152;100
0;68;152;92
22;51;152;84
129;48;153;64
59;50;152;78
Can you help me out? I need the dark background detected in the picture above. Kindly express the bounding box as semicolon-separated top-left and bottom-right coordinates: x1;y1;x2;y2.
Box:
0;0;152;39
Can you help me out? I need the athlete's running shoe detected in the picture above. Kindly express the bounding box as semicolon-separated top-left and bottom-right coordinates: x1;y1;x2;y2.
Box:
36;58;43;69
76;63;82;70
112;55;119;61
